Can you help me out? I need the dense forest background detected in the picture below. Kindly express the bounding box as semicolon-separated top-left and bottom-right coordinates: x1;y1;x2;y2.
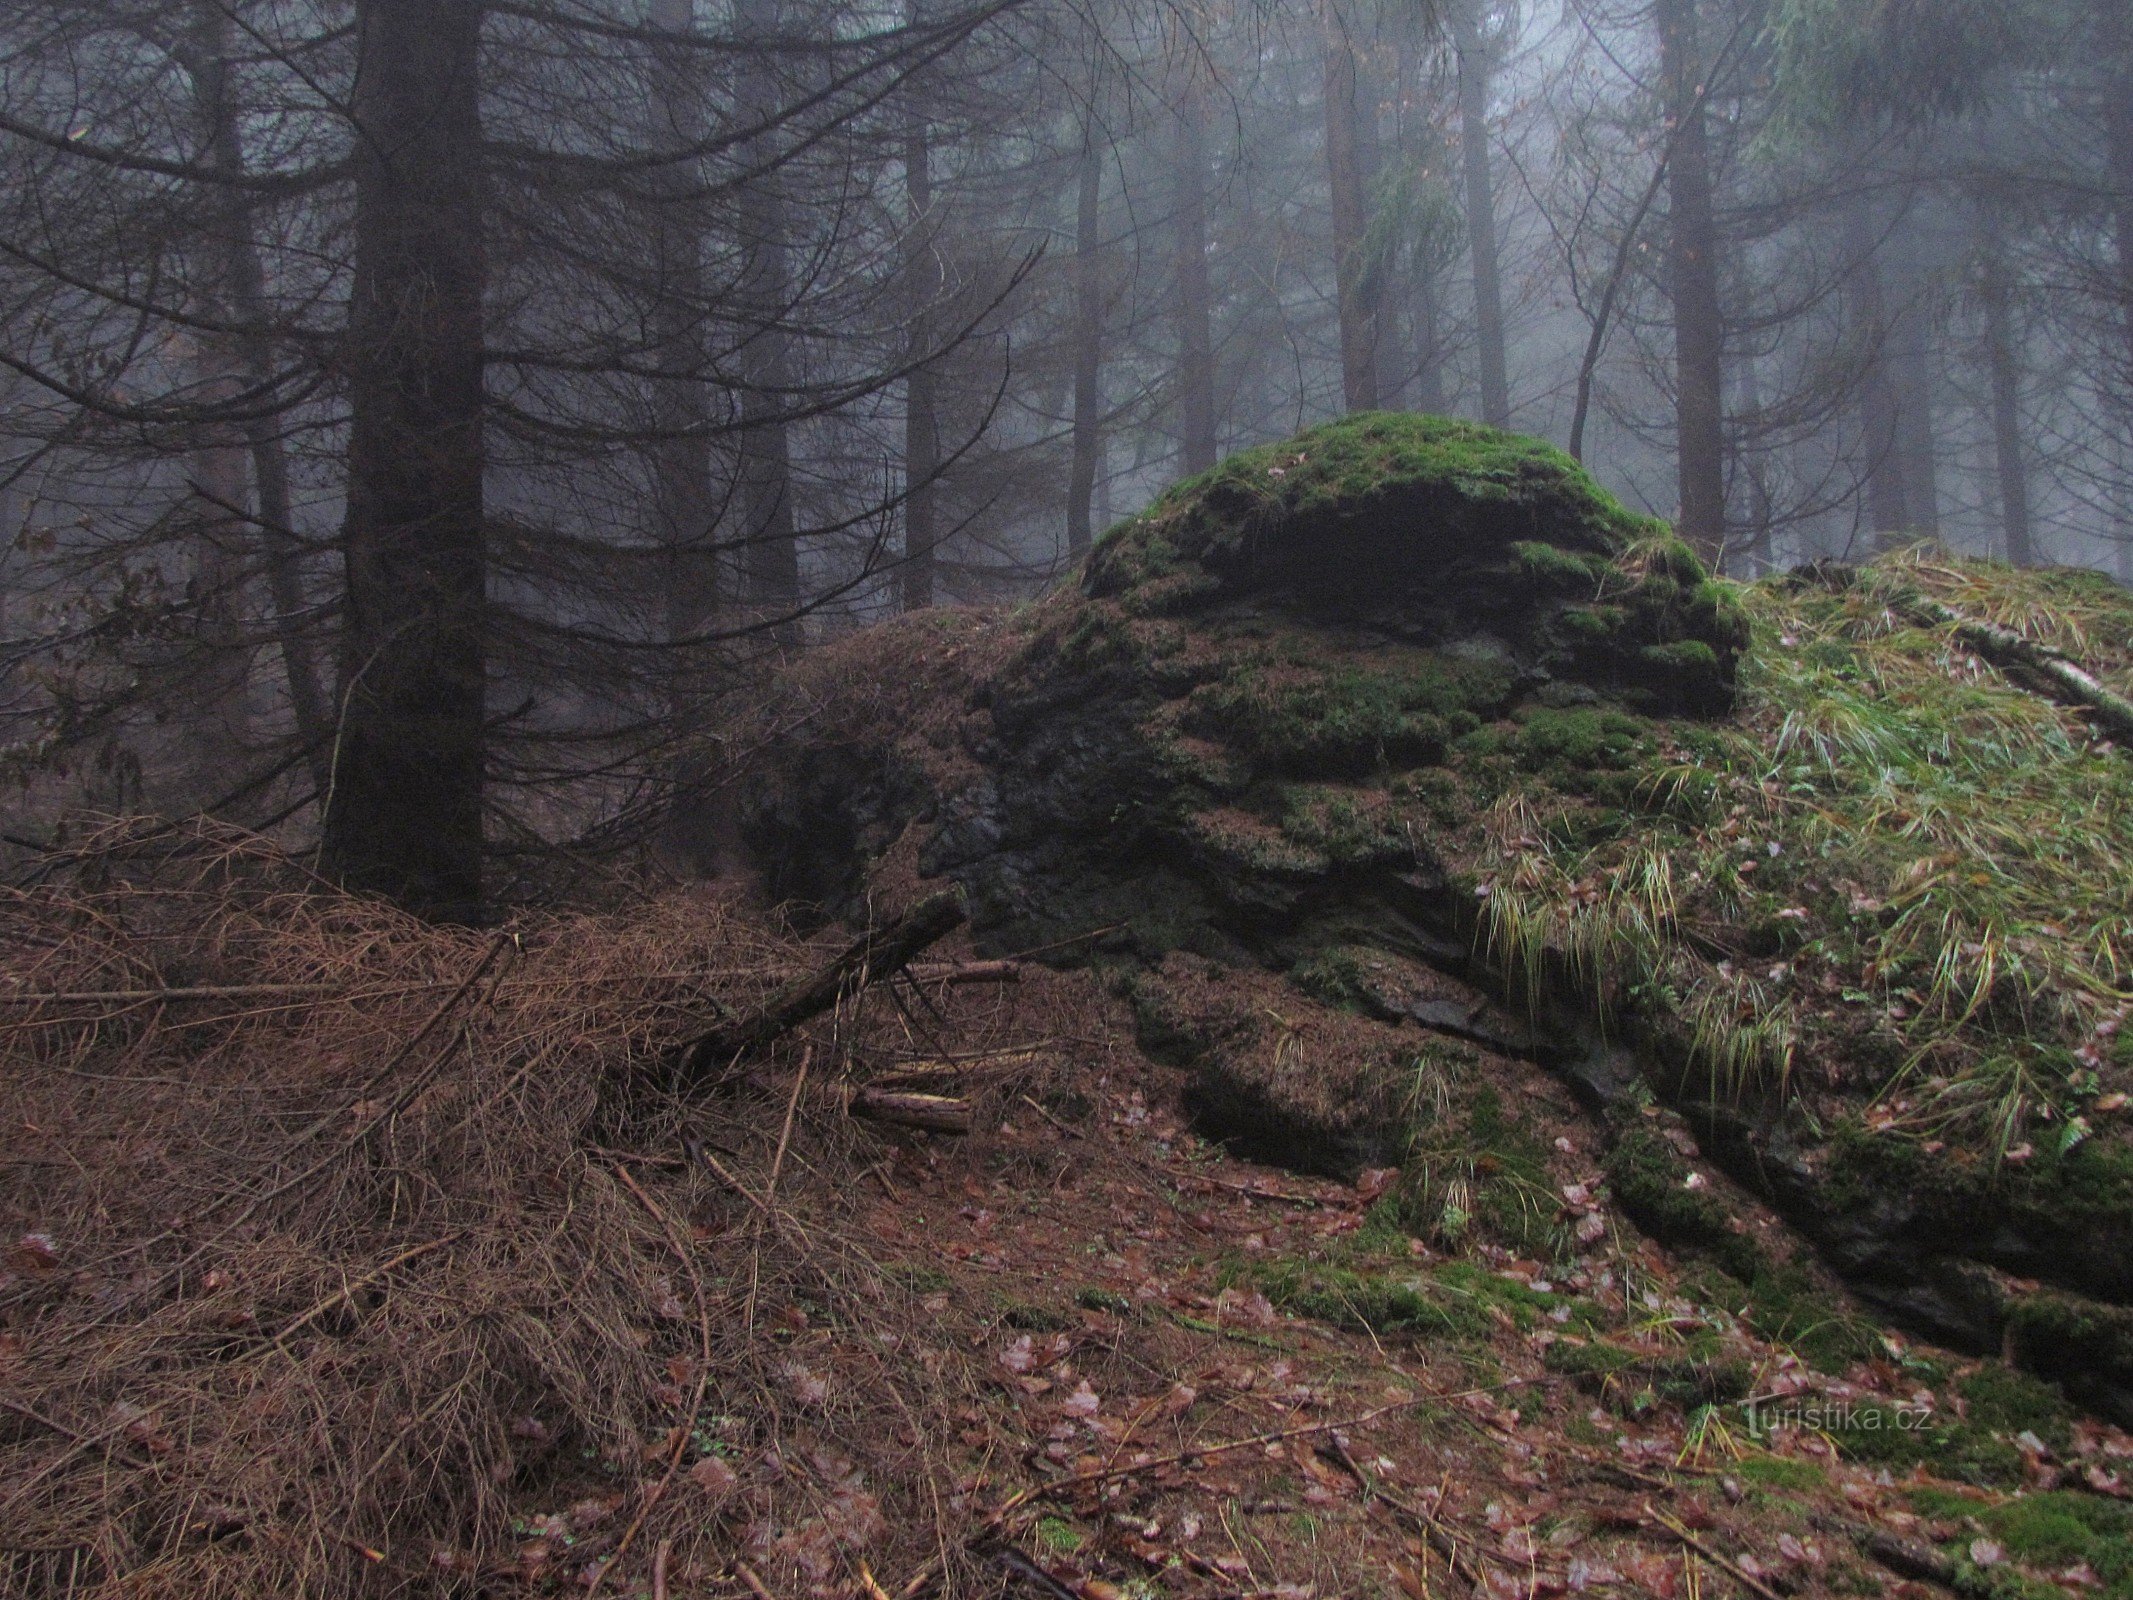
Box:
1;0;2128;914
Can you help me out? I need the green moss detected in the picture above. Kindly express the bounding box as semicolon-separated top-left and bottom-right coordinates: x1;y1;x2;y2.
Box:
1514;707;1651;779
1825;1402;2026;1488
1542;1337;1750;1414
1076;1286;1133;1315
1035;1516;1086;1554
1514;540;1611;590
1602;1125;1762;1280
1958;1365;2073;1453
1397;1086;1570;1260
1278;785;1410;868
1290;945;1375;1011
1735;1454;1827;1492
1189;655;1510;778
1253;1261;1489;1342
1089;413;1666;594
1980;1492;2133;1589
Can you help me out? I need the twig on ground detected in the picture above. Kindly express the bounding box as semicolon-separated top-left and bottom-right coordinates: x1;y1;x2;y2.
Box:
268;1233;465;1349
1644;1503;1786;1600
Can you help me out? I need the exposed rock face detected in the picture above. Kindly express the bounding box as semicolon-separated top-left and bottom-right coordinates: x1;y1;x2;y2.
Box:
739;412;2133;1422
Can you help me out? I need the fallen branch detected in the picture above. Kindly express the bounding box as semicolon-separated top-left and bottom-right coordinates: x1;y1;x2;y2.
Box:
1912;596;2133;747
1644;1503;1787;1600
672;891;967;1087
848;1087;973;1135
1799;564;2133;749
907;959;1021;986
1325;1436;1489;1592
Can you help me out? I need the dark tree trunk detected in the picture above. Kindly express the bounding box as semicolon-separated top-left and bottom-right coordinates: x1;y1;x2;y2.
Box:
1451;0;1509;427
320;0;488;920
648;0;719;646
899;17;941;610
1980;229;2033;567
1066;127;1103;560
1657;0;1726;569
1736;356;1774;575
736;0;799;636
647;0;732;877
2102;0;2133;389
1843;199;1911;543
1174;73;1218;475
1889;251;1943;543
1323;5;1380;413
184;371;254;792
189;5;329;793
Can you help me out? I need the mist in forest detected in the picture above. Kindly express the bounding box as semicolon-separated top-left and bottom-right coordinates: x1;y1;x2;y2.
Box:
0;0;2125;909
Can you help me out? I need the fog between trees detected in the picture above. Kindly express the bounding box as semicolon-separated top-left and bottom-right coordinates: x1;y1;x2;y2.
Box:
0;0;2127;914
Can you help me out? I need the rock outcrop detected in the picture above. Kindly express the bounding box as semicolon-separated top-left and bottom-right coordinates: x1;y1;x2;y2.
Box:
738;412;2133;1422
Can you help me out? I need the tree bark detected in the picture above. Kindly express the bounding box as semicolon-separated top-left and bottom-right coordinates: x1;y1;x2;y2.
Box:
1979;225;2033;566
2101;0;2133;390
321;0;488;920
1842;197;1911;543
736;0;800;638
188;4;330;794
1451;0;1509;428
1174;72;1218;475
1323;3;1380;413
647;0;720;645
1888;243;1943;544
1066;125;1104;559
1657;0;1726;570
899;8;941;610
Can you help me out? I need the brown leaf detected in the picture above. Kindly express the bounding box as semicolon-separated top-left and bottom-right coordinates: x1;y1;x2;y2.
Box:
689;1456;740;1498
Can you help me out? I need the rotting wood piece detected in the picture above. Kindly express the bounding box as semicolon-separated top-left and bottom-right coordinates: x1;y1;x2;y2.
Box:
670;891;967;1088
847;1087;973;1135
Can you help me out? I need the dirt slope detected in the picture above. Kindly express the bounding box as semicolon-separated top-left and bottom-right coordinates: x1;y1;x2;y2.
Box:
6;831;2133;1600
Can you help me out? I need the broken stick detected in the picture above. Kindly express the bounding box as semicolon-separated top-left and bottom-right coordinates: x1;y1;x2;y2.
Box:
671;891;967;1088
848;1087;973;1135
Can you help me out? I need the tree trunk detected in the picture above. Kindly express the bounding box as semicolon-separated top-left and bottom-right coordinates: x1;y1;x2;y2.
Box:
320;0;488;920
1843;198;1911;543
1174;72;1218;475
648;0;720;646
1451;0;1509;427
899;9;941;610
1888;242;1943;544
736;0;800;638
1656;0;1726;570
188;4;329;794
184;374;254;791
1980;226;2033;567
1066;126;1103;560
1323;3;1380;413
2101;0;2133;390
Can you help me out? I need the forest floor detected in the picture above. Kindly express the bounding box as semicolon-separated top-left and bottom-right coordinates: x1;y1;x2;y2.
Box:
5;831;2133;1600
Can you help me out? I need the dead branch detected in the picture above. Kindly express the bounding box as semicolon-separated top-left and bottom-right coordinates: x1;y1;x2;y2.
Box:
672;891;967;1087
907;959;1021;985
1644;1503;1787;1600
848;1087;973;1134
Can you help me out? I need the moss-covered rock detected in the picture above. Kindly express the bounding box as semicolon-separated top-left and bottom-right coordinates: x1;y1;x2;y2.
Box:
735;421;2133;1428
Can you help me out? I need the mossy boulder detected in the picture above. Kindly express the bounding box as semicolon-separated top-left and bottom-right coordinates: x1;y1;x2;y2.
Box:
1084;413;1747;716
734;420;2133;1426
